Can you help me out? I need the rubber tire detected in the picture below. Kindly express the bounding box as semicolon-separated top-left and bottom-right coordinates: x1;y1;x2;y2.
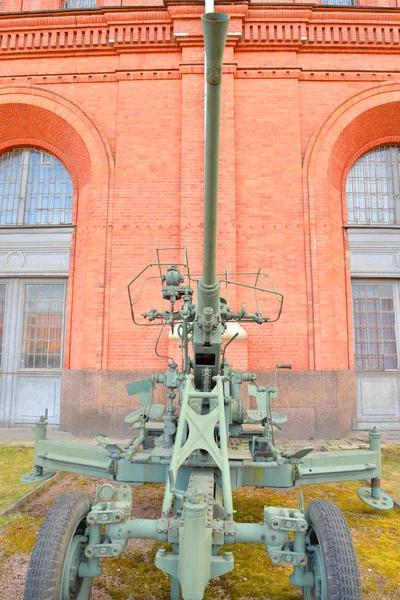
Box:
24;491;93;600
302;499;362;600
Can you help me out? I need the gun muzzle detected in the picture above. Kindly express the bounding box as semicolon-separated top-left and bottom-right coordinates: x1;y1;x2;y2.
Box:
201;12;230;85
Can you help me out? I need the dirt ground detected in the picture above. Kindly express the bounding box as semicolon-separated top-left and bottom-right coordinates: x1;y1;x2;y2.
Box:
0;474;166;600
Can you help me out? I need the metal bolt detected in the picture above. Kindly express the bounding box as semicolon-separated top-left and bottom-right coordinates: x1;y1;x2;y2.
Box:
285;520;293;529
298;555;308;567
100;547;107;555
270;551;280;563
224;552;232;560
285;554;293;563
298;521;308;532
158;548;166;555
86;513;96;525
270;518;280;529
101;514;109;522
85;547;94;558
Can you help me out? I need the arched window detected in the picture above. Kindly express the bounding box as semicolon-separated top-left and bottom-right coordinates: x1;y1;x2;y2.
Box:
0;149;73;226
346;145;400;225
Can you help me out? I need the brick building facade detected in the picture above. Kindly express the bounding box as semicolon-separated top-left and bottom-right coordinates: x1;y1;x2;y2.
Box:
1;0;400;437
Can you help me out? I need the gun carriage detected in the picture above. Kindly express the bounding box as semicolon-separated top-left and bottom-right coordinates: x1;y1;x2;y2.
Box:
23;12;393;600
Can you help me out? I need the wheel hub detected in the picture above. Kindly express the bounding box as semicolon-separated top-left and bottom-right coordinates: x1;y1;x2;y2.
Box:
308;544;325;599
61;535;87;599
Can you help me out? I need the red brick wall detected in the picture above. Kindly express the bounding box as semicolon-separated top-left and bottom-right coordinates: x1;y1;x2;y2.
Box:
2;0;400;13
1;3;400;378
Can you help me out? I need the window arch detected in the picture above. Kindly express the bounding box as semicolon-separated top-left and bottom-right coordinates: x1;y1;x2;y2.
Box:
346;145;400;225
0;148;73;226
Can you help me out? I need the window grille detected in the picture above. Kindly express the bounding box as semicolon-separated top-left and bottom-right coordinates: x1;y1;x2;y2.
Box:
352;283;398;371
346;146;400;225
322;0;354;5
0;149;73;226
63;0;96;8
20;283;66;370
0;284;5;368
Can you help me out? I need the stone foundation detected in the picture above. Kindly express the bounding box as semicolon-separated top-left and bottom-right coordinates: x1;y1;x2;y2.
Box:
61;369;357;439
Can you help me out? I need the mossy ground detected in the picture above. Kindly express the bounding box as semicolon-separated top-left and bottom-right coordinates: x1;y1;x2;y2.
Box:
0;447;38;513
0;446;399;599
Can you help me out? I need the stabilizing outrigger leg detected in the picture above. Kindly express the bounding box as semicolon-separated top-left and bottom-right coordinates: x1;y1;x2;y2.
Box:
353;423;394;510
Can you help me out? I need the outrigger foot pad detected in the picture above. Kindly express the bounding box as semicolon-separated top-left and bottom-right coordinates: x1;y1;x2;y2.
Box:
21;469;56;484
357;486;394;510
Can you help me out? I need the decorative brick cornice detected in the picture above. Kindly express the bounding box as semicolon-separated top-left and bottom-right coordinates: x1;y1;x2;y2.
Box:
0;10;175;55
242;6;400;49
1;5;400;56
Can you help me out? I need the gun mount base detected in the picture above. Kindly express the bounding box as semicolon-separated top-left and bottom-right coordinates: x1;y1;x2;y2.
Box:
24;478;365;600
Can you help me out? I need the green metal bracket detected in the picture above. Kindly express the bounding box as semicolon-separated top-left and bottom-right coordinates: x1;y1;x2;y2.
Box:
126;378;152;397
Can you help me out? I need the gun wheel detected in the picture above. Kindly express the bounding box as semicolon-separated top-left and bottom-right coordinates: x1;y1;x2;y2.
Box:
24;491;93;600
302;499;362;600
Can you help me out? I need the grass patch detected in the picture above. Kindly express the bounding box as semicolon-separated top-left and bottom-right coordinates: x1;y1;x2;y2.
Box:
381;445;400;503
97;548;172;600
0;446;37;512
0;512;43;557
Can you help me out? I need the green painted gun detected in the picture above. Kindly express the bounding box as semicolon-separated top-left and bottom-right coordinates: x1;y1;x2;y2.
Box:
22;12;393;600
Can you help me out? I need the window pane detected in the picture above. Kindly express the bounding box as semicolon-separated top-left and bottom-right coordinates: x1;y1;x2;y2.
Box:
0;284;6;368
346;145;400;225
20;283;66;370
352;282;398;371
322;0;354;4
24;151;73;225
63;0;96;8
0;149;73;226
0;150;24;225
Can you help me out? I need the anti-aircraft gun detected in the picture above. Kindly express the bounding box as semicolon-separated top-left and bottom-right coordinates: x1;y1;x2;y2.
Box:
23;12;393;600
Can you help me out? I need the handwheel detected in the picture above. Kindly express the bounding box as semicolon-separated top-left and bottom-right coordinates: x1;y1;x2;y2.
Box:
24;491;93;600
302;499;363;600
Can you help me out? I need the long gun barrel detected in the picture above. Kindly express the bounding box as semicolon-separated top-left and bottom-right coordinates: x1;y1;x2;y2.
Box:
196;12;229;322
193;13;229;389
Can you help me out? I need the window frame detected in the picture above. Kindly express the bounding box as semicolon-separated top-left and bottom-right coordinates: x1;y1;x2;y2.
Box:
0;281;8;371
346;145;400;226
321;0;355;5
18;279;68;374
62;0;97;9
0;148;73;227
352;278;400;373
